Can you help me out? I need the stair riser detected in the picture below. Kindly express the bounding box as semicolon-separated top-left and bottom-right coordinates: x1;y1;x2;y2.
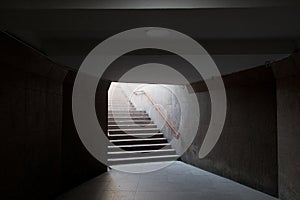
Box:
109;129;160;134
108;110;146;114
108;98;130;103
110;139;167;146
108;101;132;103
109;108;137;110
108;151;176;159
108;104;134;107
108;114;149;117
108;156;178;165
108;121;153;125
109;117;151;121
108;108;136;111
108;134;163;140
108;124;157;129
108;145;171;152
109;106;136;109
107;99;130;101
108;105;134;108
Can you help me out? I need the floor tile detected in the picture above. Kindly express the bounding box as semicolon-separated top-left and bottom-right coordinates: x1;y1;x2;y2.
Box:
57;161;278;200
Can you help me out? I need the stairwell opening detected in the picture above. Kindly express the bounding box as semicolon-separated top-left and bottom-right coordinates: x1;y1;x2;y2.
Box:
107;82;183;168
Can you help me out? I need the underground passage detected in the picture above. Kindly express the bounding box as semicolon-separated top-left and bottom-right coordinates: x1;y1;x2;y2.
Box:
1;1;300;200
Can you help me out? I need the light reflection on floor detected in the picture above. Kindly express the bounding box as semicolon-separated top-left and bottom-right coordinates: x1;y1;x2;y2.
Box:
57;161;278;200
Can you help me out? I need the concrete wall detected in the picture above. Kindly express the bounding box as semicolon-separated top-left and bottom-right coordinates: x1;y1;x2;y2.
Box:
181;53;300;199
181;66;278;197
0;32;107;199
272;52;300;200
120;83;200;155
62;72;108;191
0;32;67;199
121;83;181;140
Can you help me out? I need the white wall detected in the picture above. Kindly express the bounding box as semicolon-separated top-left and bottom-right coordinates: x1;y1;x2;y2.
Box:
119;82;200;156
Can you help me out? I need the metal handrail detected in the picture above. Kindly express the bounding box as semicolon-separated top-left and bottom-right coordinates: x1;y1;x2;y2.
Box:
133;90;180;139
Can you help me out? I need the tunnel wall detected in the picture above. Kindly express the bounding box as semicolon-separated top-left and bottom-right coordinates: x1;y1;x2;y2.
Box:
272;52;300;200
62;72;108;191
0;32;107;199
0;32;67;199
181;65;278;196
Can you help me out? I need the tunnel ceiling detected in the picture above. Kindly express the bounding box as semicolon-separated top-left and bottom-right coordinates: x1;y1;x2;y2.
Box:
0;1;300;75
101;49;203;84
1;0;300;9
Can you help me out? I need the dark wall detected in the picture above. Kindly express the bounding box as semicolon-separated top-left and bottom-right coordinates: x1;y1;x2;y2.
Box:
272;52;300;200
0;32;107;199
62;72;108;191
181;66;278;196
0;32;67;199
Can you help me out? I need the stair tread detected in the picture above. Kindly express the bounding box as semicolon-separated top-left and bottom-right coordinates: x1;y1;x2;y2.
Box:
108;111;145;113
108;128;160;132
108;143;171;148
109;108;134;109
109;120;152;122
108;154;179;161
108;108;134;109
108;113;149;117
108;115;147;117
108;124;155;127
108;149;175;154
109;109;137;110
109;121;152;123
108;133;163;137
108;113;147;115
109;138;166;142
109;116;150;118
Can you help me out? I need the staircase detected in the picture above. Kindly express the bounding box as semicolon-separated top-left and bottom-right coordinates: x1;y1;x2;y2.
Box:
107;85;179;166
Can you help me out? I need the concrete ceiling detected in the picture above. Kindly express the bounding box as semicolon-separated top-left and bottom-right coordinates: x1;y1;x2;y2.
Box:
1;0;300;9
1;1;300;75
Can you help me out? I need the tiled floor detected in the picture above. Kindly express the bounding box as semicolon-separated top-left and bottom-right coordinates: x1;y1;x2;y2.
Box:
57;161;278;200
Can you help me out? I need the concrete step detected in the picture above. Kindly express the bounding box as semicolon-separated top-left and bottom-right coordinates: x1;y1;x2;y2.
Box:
108;143;171;151
110;137;167;145
108;102;133;106
108;99;131;101
108;113;149;117
108;103;132;106
108;120;153;125
108;149;176;159
108;154;179;165
108;98;130;100
108;116;151;121
108;105;136;110
108;101;132;103
108;124;157;129
108;132;163;140
108;128;160;134
108;106;135;109
108;99;130;101
108;108;137;111
108;105;133;108
108;110;146;114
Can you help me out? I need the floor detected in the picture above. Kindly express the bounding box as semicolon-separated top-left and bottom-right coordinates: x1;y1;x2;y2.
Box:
57;161;278;200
